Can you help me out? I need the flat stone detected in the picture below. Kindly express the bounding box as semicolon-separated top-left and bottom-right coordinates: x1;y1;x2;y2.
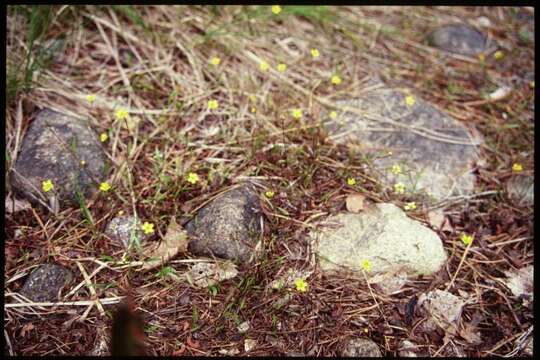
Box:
506;175;534;207
503;265;533;306
428;24;486;56
417;289;465;332
20;264;73;302
11;109;107;208
185;184;263;263
105;215;150;250
324;81;481;203
310;203;447;277
341;338;381;357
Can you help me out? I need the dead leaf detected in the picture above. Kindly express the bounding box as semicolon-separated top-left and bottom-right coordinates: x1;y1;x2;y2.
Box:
459;322;482;345
346;193;366;213
141;217;188;270
5;195;32;214
20;323;35;337
427;208;453;232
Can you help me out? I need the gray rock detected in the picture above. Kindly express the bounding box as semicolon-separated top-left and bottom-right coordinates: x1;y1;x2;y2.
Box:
11;109;107;208
185;184;263;263
105;215;150;250
428;24;486;56
506;175;534;207
324;81;481;203
341;338;382;357
310;203;447;277
417;289;465;332
20;264;73;302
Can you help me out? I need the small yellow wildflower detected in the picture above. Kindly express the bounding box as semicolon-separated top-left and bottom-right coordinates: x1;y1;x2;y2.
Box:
277;63;287;72
404;202;416;211
512;163;523;173
271;5;282;14
405;95;416;107
210;56;221;66
141;222;155;235
186;172;200;184
347;178;356;186
394;182;405;194
100;132;108;142
208;99;219;110
115;108;129;121
291;109;302;119
251;107;257;113
294;278;308;292
494;50;504;60
331;75;342;85
86;94;96;104
387;151;393;156
310;48;320;58
265;190;275;199
329;111;337;119
360;259;372;272
478;53;485;62
80;160;86;166
42;179;54;193
118;210;124;216
530;81;535;89
99;182;111;192
260;60;270;71
364;328;369;334
460;233;473;246
391;164;401;175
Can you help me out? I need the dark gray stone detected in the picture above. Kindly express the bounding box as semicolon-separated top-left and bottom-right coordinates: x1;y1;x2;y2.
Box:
11;109;107;208
341;338;382;357
185;184;263;263
324;81;481;203
20;264;73;302
506;174;534;207
105;215;150;249
428;24;486;56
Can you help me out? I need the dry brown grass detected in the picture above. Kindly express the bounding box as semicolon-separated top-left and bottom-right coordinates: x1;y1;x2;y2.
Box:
5;5;534;356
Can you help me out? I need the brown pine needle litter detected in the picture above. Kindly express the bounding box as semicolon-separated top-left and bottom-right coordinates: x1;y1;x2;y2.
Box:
5;5;533;356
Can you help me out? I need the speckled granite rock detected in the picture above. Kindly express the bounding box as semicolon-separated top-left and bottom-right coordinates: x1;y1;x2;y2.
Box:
506;174;534;207
341;338;381;357
20;264;73;302
185;184;263;263
310;203;447;278
324;81;481;203
11;109;107;208
105;215;150;249
428;24;486;56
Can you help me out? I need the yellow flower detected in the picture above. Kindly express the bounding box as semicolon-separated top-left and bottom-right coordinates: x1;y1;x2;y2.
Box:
99;182;111;192
294;278;308;292
118;210;124;216
80;160;86;166
494;50;504;60
310;48;320;58
405;95;415;107
251;107;257;113
210;56;221;66
277;63;287;72
100;132;108;142
347;178;356;186
271;5;282;14
530;81;535;89
186;172;200;184
115;108;129;121
208;99;219;110
404;202;416;211
141;222;155;235
478;53;485;62
394;182;405;194
291;109;302;119
260;60;270;71
86;94;96;104
265;190;275;199
391;164;401;175
360;259;371;272
329;111;337;119
460;233;473;246
512;163;523;173
331;75;342;85
42;179;54;192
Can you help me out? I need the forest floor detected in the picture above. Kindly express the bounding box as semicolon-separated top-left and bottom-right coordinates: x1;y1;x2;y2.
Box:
5;5;534;356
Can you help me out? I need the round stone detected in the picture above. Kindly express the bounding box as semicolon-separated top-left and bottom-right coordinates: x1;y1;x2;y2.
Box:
20;263;73;302
105;215;150;249
428;24;486;56
341;338;382;357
